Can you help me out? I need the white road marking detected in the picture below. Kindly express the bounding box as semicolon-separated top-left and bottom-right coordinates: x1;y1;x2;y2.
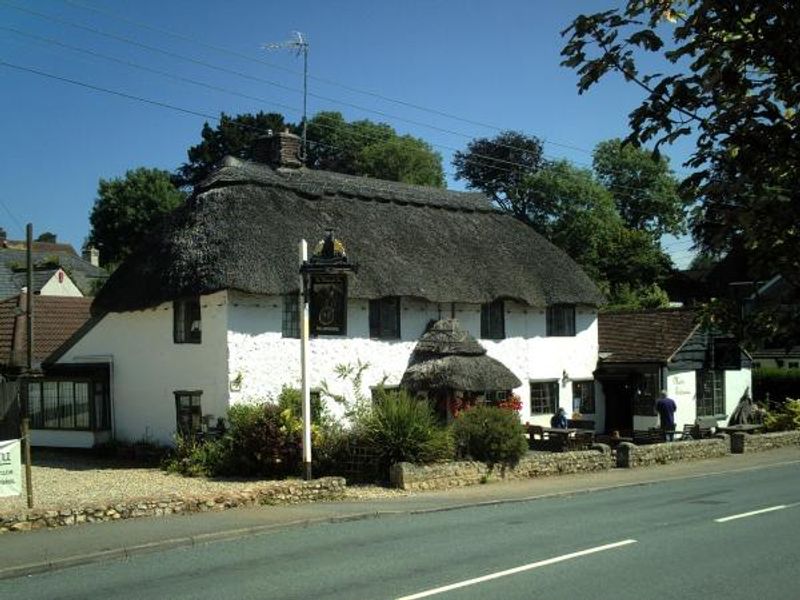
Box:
714;504;791;523
395;539;637;600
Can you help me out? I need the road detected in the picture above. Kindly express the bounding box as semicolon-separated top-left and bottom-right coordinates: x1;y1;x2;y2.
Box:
1;461;798;599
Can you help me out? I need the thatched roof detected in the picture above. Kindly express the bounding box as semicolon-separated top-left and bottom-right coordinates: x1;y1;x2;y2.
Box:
401;319;522;392
93;157;604;313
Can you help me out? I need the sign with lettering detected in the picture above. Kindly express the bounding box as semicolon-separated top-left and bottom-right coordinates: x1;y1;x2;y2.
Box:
310;275;347;336
0;438;21;497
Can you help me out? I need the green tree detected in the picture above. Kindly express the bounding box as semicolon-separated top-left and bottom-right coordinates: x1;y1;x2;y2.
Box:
592;138;687;237
35;232;57;243
356;136;444;187
306;111;445;187
523;161;671;306
177;111;289;187
561;1;799;339
452;131;546;222
88;168;185;268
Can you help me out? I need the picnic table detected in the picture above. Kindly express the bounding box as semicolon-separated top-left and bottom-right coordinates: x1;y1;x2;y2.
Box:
717;424;764;435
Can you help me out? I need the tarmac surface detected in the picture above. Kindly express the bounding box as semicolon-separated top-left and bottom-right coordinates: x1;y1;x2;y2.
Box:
1;446;798;582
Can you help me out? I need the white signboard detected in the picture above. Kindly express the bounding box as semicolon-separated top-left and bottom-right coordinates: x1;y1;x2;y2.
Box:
0;438;22;497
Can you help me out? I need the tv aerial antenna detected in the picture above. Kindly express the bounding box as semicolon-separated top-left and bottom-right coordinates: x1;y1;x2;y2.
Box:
263;31;309;161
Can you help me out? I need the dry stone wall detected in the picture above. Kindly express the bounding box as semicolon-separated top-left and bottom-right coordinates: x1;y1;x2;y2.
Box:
390;445;613;491
0;477;345;535
730;431;800;453
616;438;729;468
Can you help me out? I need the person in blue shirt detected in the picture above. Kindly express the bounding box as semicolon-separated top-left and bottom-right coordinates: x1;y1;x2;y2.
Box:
655;390;677;441
550;407;568;429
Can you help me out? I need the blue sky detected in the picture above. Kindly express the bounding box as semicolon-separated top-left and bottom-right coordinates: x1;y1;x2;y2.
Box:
0;0;696;266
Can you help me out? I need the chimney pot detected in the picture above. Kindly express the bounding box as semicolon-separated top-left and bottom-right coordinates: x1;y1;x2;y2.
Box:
83;245;100;267
252;130;303;169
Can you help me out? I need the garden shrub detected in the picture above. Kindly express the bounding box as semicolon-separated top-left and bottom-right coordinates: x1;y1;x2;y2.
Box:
220;403;302;477
763;399;800;432
361;390;454;471
452;405;527;466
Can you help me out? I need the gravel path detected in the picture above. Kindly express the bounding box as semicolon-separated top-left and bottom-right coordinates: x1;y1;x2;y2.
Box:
0;454;407;514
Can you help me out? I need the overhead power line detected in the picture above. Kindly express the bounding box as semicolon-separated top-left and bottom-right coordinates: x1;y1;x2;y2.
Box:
0;57;705;228
8;0;695;180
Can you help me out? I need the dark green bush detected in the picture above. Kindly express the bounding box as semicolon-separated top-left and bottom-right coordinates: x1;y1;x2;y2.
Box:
753;368;800;407
163;403;302;478
220;403;302;477
452;405;527;466
361;390;454;469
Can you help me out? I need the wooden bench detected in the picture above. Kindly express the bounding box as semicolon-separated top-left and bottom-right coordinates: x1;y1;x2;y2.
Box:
633;429;667;445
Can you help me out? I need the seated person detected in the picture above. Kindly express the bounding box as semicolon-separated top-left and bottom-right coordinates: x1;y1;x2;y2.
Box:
550;407;568;429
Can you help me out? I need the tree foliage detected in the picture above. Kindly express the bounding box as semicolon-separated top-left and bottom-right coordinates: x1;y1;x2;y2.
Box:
88;168;185;268
306;111;445;187
561;1;800;338
177;111;288;187
453;132;672;308
592;138;686;237
452;131;545;222
177;110;445;188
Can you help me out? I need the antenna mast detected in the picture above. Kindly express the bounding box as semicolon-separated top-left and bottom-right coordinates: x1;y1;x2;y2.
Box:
264;31;309;162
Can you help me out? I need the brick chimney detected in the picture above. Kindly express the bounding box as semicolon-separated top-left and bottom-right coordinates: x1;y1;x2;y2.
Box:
83;245;100;267
252;129;303;169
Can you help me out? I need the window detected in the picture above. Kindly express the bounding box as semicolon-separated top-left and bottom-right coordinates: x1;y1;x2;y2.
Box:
175;391;202;436
369;297;401;339
572;380;595;414
789;362;799;369
480;300;505;340
697;370;725;416
26;379;109;431
282;293;300;338
633;371;660;416
483;390;509;406
530;381;559;415
546;305;576;337
174;298;202;344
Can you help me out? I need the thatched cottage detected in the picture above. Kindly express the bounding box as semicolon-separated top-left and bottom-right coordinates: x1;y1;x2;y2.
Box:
45;132;605;447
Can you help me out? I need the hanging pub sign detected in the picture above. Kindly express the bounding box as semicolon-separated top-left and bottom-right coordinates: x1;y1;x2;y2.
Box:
310;274;347;335
301;228;357;337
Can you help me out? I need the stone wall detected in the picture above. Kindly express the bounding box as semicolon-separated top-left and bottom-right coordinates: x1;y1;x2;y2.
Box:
616;437;729;468
390;446;613;491
730;431;800;454
0;477;345;534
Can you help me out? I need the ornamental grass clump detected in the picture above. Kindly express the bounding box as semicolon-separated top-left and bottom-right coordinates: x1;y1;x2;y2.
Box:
452;405;527;467
361;389;454;470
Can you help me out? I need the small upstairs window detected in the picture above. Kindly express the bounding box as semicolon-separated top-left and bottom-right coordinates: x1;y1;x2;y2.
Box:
282;294;300;338
546;305;575;337
174;297;202;344
369;297;401;339
480;300;505;340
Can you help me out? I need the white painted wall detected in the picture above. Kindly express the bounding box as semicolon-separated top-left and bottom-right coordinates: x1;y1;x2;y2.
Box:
665;367;752;430
724;368;753;426
664;369;697;431
227;292;599;426
39;269;83;297
30;430;110;448
57;291;230;445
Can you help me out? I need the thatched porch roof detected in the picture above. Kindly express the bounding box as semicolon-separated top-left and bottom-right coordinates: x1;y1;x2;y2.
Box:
401;319;521;393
